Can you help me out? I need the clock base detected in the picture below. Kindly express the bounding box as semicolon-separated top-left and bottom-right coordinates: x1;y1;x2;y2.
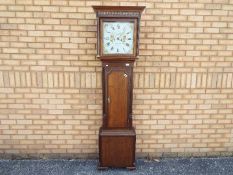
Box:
98;166;136;171
99;127;136;169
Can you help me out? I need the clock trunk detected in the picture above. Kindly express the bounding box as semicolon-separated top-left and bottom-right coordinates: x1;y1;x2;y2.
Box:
107;70;128;128
102;62;133;129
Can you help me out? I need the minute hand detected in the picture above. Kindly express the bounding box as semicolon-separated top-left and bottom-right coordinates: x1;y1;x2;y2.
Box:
119;32;127;42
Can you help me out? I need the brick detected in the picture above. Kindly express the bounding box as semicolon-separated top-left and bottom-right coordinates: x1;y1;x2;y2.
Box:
0;1;232;157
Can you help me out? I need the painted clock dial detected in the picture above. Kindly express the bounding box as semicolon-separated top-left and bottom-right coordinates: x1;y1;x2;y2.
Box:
103;22;134;55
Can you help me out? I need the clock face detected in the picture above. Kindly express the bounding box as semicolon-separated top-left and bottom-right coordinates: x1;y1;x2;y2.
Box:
103;21;134;55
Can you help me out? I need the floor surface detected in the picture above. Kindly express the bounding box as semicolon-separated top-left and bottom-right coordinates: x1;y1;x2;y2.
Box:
0;157;233;175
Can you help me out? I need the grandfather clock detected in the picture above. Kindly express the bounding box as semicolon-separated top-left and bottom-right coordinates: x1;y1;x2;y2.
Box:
93;6;145;169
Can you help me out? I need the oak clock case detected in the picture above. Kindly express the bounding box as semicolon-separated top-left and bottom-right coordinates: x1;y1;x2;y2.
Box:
93;6;145;170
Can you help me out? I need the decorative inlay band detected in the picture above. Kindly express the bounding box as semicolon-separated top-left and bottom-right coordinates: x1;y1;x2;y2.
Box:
97;11;141;18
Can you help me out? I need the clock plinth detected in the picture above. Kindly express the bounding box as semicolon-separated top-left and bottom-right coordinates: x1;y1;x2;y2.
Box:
99;127;136;169
93;6;145;169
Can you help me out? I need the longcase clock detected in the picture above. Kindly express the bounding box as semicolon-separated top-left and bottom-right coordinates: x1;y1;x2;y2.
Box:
93;6;145;170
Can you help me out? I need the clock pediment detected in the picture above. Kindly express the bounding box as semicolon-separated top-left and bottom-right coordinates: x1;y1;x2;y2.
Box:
93;6;145;18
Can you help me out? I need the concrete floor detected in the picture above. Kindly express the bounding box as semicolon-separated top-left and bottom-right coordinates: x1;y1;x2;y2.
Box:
0;157;233;175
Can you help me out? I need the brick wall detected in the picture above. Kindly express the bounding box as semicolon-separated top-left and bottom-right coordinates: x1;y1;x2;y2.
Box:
0;0;233;158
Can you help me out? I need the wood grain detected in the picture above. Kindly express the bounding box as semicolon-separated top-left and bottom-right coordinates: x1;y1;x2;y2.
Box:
99;128;136;168
107;71;128;128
